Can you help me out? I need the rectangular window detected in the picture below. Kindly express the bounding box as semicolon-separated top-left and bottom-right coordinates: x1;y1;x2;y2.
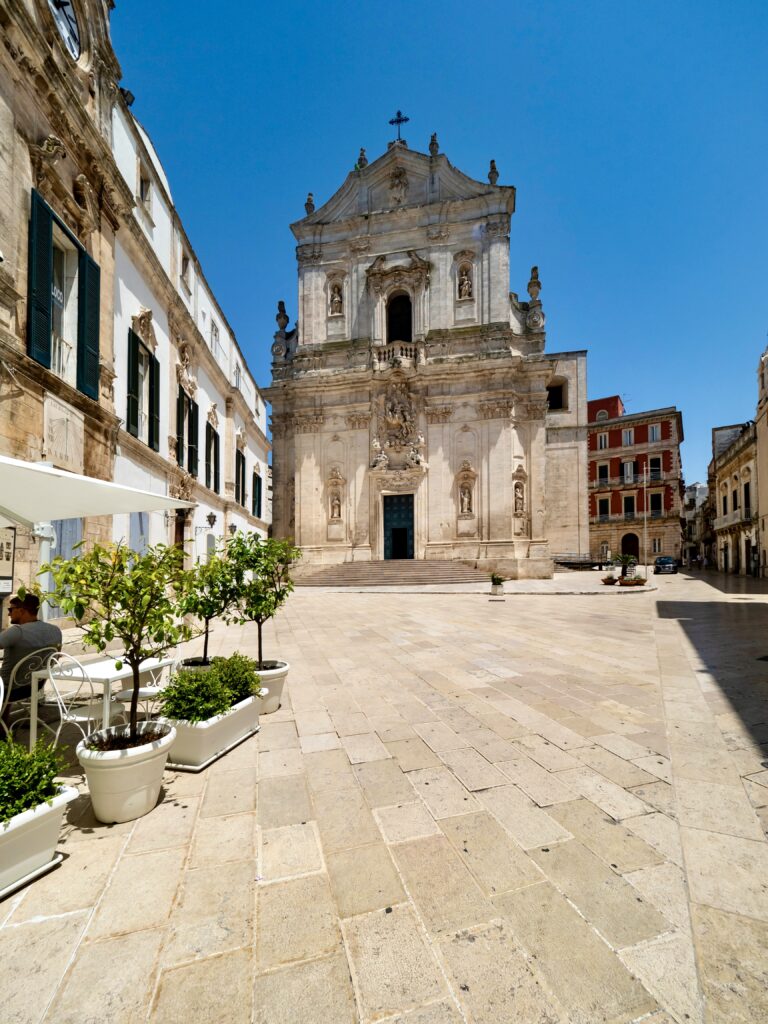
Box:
180;253;191;290
652;537;662;553
648;423;661;442
649;456;662;481
598;432;609;450
252;472;262;518
546;384;564;410
597;464;609;483
126;329;160;450
622;461;635;484
722;494;728;516
732;489;738;511
210;320;219;348
129;511;149;555
650;492;663;518
622;428;634;446
744;481;751;516
138;169;152;215
176;386;199;476
27;189;100;399
205;422;220;493
598;498;610;521
235;450;246;507
623;495;635;519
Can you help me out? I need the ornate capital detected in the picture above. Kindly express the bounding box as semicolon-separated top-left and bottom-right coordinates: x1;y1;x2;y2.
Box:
478;400;514;420
345;413;371;430
297;245;323;266
426;405;452;424
294;414;324;434
518;399;549;420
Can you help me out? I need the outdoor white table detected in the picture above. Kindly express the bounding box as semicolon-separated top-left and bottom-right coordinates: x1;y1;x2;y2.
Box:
28;655;176;750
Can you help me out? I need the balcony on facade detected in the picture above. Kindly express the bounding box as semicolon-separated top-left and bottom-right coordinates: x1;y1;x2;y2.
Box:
589;471;671;488
714;507;754;531
590;510;672;525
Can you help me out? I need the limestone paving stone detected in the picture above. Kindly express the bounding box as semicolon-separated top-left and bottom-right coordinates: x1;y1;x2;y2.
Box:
256;873;341;969
494;882;658;1024
439;921;566;1023
575;745;657;788
342;905;447;1021
126;795;199;854
373;801;442;843
294;709;334;736
547;799;663;874
530;840;671;949
258;747;306;778
497;753;575;806
593;733;656;760
690;903;768;1023
681;827;768;920
387;1000;464;1023
412;720;468;751
45;927;165;1024
555;766;650;820
408;766;480;818
200;766;258;817
332;711;373;735
478;785;572;849
514;735;580;771
87;846;186;940
189;811;255;868
624;862;691;930
2;912;89;1024
371;717;417;742
260;822;322;880
631;754;673;783
162;859;255;965
150;947;253;1023
326;843;406;917
391;835;494;935
619;931;705;1024
299;731;341;753
438;747;509;791
257;720;300;750
354;758;416;807
626;780;677;819
253;952;358;1024
385;737;442;771
439;811;544;895
675;777;764;840
342;731;391;763
257;774;312;828
312;784;381;854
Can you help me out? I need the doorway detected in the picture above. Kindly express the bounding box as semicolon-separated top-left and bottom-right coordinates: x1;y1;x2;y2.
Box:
621;532;640;559
383;494;414;560
387;292;412;344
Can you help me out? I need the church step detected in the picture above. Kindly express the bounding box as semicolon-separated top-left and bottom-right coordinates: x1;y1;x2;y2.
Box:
295;560;492;587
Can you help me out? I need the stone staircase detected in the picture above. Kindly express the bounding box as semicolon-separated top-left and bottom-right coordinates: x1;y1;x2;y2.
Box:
294;560;491;587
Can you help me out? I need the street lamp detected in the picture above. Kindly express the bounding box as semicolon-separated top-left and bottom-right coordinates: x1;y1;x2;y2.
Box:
228;523;237;536
206;512;217;529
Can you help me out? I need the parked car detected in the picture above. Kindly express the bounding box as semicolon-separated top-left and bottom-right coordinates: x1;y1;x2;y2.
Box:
654;556;678;574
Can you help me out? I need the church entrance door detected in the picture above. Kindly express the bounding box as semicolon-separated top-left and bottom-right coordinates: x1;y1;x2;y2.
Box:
383;494;414;560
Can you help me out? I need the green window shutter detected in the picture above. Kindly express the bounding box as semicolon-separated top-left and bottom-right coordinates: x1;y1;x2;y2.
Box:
126;329;139;437
188;399;199;477
213;432;220;494
235;451;242;504
76;251;100;399
149;354;160;451
176;387;185;465
252;473;262;518
205;422;212;489
27;189;53;368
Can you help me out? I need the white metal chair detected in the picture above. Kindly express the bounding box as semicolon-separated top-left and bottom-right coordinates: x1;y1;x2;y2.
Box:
113;659;174;720
2;646;61;740
43;652;126;745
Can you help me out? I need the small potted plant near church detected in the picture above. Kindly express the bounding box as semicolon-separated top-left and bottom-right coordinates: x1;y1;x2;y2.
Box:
226;533;300;714
0;739;78;897
44;541;194;823
179;541;239;669
157;653;264;770
490;573;505;596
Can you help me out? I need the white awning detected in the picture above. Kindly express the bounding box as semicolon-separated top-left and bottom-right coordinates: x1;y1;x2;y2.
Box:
0;455;194;529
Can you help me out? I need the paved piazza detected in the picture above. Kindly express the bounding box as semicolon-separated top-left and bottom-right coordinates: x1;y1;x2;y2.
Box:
2;572;768;1023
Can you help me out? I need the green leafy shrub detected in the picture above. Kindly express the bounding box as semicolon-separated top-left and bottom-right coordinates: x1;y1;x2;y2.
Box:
210;652;261;705
158;669;233;723
0;740;65;827
490;573;504;586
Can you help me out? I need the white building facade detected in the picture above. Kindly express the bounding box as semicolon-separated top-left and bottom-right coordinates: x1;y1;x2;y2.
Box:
266;137;589;577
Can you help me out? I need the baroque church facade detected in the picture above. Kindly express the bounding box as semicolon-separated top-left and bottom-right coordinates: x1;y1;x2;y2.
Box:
266;134;589;577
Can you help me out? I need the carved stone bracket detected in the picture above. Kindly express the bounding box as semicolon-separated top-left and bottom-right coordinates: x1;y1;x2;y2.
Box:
294;414;324;434
483;217;511;240
72;174;99;237
167;435;178;461
426;405;452;424
517;399;549;421
131;307;157;352
207;403;219;430
29;135;66;189
99;361;117;402
169;469;195;502
175;344;198;397
235;427;247;452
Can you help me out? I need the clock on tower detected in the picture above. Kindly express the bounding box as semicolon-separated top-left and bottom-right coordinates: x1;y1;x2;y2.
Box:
47;0;81;60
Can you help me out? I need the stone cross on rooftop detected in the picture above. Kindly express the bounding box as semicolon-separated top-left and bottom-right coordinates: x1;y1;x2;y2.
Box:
388;109;409;141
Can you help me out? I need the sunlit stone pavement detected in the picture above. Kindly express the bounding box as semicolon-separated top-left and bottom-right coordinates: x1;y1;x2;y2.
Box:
2;571;768;1023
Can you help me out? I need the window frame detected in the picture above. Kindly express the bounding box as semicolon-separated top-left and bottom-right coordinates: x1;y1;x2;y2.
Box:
597;432;609;450
622;427;634;447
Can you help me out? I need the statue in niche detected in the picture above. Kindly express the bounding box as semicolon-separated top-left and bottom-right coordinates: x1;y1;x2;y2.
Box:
458;266;472;299
330;491;341;519
371;437;389;469
460;485;472;514
329;283;343;315
514;480;525;513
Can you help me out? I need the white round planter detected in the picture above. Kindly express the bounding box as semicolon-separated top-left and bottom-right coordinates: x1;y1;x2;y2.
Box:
0;786;78;896
257;661;289;714
159;690;266;768
76;721;176;824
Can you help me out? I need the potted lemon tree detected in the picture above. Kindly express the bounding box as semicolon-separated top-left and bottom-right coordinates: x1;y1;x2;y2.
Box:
44;542;194;823
226;533;300;714
179;540;239;668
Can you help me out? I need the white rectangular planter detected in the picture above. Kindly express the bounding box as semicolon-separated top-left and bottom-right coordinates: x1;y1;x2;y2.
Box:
0;786;79;896
159;692;263;769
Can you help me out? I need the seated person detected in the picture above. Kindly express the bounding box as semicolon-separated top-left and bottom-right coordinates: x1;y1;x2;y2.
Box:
1;594;62;727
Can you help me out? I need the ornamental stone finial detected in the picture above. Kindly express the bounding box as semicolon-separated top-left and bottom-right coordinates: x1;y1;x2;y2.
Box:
429;132;439;157
488;159;499;185
527;266;541;302
276;300;289;332
357;147;368;168
304;192;315;215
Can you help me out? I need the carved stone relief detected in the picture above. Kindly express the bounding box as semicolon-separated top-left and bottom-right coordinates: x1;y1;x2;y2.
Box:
176;344;198;397
478;399;514;420
207;403;219;429
389;165;409;205
131;307;157;351
345;413;371;430
456;460;478;519
426;405;452;424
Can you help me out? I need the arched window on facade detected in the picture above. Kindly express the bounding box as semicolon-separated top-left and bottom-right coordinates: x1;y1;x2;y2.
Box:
387;292;412;343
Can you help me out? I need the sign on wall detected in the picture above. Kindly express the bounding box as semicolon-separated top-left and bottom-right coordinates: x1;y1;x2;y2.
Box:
0;527;16;594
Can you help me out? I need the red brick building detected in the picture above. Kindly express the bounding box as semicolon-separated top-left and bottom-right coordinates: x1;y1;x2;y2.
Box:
588;396;684;565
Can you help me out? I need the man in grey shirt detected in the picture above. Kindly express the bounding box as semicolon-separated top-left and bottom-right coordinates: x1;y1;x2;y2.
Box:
1;594;62;727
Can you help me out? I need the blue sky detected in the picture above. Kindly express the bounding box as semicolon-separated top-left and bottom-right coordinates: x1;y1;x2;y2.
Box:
111;0;768;483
